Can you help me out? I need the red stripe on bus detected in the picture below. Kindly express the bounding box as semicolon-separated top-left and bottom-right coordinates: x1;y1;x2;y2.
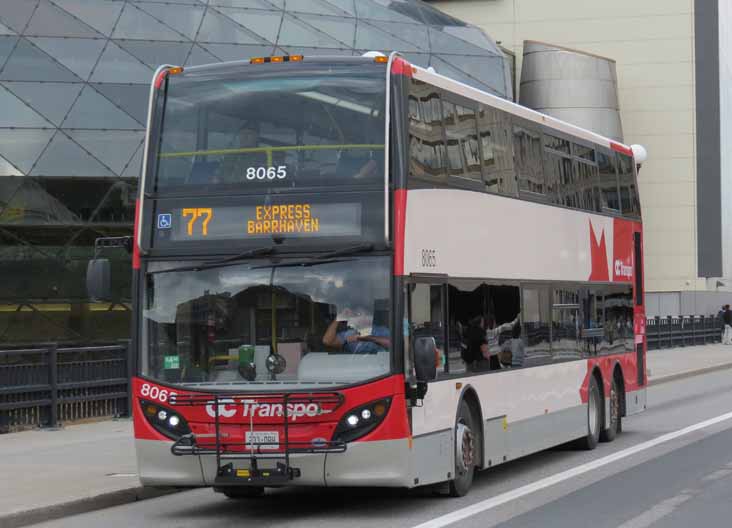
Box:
391;57;413;78
154;70;168;89
393;189;407;276
132;199;141;270
610;142;633;157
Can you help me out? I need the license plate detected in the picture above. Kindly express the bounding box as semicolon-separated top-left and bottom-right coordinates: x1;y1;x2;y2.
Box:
245;431;279;449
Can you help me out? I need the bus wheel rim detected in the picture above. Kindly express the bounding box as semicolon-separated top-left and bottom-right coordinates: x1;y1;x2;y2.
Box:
456;422;474;472
589;387;598;436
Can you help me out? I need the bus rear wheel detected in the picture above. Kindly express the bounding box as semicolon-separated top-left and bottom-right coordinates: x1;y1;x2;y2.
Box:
218;486;265;499
600;376;621;442
577;375;601;450
449;400;479;497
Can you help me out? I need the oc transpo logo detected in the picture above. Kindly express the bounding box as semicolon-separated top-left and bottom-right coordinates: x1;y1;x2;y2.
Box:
205;399;324;421
614;259;632;279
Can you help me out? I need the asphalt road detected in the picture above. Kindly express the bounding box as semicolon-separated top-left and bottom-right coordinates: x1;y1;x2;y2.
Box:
30;369;732;528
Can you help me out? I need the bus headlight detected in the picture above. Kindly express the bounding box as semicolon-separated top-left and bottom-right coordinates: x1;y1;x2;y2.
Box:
140;399;191;440
333;398;391;443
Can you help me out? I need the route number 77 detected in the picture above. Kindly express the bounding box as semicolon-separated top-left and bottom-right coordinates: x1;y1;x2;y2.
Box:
182;208;213;236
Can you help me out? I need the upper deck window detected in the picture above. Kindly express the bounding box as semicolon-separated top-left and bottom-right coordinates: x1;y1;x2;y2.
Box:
153;63;386;193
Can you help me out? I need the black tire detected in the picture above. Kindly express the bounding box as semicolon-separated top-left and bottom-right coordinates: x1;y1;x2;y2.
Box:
219;486;265;499
577;375;601;450
449;400;480;497
600;375;621;442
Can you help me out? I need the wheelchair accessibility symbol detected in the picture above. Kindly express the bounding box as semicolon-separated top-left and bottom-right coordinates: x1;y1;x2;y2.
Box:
157;213;172;229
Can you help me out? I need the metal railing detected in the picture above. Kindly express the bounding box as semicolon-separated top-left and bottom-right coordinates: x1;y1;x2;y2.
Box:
0;344;129;432
646;316;722;350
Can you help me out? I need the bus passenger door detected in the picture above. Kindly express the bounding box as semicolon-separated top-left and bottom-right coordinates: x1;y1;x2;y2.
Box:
407;280;456;485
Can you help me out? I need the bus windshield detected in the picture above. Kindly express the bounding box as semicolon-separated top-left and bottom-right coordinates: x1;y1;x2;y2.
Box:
154;62;386;191
142;256;391;388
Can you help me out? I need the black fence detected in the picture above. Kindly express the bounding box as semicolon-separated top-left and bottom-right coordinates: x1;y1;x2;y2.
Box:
0;344;129;433
646;316;722;350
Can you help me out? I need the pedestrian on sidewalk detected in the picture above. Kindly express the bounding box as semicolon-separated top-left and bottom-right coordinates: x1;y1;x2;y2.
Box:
723;305;732;345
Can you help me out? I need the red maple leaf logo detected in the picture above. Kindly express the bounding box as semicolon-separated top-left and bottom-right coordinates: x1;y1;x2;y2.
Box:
589;220;609;281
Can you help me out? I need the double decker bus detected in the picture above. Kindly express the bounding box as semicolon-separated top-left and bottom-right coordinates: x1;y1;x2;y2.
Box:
106;52;647;498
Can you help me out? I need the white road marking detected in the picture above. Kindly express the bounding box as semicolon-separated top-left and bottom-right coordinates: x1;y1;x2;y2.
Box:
615;492;693;528
411;411;732;528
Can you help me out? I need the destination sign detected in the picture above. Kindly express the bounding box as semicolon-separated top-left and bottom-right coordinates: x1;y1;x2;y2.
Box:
162;202;362;242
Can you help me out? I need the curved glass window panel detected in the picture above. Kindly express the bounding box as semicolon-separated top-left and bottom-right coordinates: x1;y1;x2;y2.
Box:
92;83;150;126
415;3;465;26
113;3;188;41
0;21;15;35
118;41;193;69
197;9;271;44
277;13;346;48
30;132;114;177
3;81;83;126
50;0;125;37
133;0;205;4
398;52;429;68
0;88;52;128
372;21;429;52
0;129;55;173
67;130;145;175
428;27;497;57
0;0;38;34
430;56;498;96
185;44;222;66
286;0;343;16
27;37;106;81
355;20;419;53
200;43;275;62
89;41;153;83
321;0;355;16
444;26;501;54
0;38;80;82
0;35;19;67
122;141;144;177
209;0;281;8
62;85;143;130
290;14;355;48
25;1;101;38
355;0;414;23
134;3;206;41
278;46;353;56
214;8;282;44
0;154;22;176
437;53;506;95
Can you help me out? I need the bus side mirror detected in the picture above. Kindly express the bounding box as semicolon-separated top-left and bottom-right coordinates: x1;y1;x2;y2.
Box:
414;336;437;383
86;259;112;301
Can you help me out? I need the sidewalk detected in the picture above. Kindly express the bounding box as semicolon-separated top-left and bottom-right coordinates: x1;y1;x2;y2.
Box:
2;344;732;528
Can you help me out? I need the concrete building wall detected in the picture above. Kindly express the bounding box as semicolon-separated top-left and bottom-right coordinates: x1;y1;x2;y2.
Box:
430;0;700;297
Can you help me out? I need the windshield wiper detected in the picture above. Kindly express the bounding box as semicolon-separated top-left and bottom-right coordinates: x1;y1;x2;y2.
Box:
149;246;277;275
250;244;374;270
316;243;374;260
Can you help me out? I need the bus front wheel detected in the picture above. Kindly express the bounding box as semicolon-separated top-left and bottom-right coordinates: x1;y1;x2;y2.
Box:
449;400;479;497
577;375;602;450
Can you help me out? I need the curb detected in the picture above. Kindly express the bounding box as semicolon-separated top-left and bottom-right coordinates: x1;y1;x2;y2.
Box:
648;361;732;386
0;486;181;528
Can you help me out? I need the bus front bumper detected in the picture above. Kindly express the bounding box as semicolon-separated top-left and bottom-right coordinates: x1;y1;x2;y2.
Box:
136;437;412;488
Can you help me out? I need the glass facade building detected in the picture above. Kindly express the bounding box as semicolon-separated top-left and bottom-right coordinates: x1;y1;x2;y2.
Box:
0;0;510;347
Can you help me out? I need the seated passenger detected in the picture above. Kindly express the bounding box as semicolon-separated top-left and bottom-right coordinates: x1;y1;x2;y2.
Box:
500;323;525;368
463;315;489;371
322;319;390;354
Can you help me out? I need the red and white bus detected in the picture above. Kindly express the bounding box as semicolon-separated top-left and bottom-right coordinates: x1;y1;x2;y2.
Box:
103;52;646;498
